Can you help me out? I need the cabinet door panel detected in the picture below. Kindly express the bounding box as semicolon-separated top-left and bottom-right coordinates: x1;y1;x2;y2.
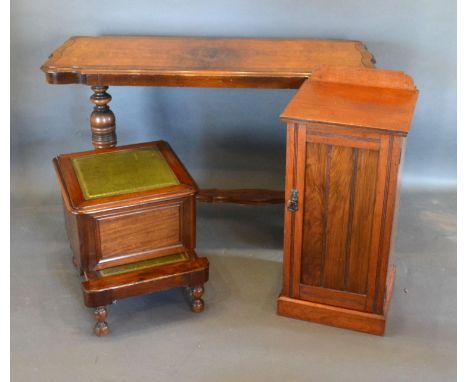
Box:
300;142;327;286
347;149;379;294
322;145;354;290
292;124;388;312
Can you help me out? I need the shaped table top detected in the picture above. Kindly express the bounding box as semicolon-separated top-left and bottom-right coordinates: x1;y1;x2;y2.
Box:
41;36;375;88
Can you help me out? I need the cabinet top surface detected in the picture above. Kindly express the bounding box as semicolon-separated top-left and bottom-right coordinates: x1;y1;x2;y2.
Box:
41;36;374;88
281;66;419;134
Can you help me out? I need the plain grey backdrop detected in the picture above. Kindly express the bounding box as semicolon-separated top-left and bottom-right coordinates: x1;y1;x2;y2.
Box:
11;1;456;381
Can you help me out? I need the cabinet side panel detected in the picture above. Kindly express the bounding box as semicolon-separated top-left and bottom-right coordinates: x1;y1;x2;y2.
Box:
347;149;379;294
301;142;328;286
62;200;81;269
323;146;354;290
180;197;196;250
373;136;403;313
364;136;390;312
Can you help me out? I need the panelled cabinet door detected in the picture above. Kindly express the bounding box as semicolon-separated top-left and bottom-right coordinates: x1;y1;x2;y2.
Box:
285;122;400;314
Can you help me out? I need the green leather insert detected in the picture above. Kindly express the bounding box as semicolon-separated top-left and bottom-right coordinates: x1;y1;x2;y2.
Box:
98;253;188;277
72;147;180;200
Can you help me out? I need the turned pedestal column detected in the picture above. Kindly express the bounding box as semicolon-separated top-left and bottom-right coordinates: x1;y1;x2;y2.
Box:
89;86;116;149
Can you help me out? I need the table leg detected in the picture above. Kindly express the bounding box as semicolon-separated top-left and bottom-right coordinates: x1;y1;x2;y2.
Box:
90;86;116;149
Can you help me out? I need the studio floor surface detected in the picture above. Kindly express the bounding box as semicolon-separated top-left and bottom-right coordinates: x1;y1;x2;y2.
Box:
11;190;456;381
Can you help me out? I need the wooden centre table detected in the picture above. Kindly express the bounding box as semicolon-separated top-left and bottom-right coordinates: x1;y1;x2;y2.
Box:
41;36;375;205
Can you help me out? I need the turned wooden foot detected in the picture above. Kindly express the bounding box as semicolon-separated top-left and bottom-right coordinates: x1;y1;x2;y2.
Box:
190;285;205;313
90;86;116;149
94;306;109;336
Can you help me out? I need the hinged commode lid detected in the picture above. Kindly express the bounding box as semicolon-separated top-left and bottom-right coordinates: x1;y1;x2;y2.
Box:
54;141;198;212
281;66;419;135
72;146;180;200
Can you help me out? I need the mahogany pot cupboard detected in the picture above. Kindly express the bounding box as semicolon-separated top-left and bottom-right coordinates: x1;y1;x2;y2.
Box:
41;36;418;335
278;67;418;334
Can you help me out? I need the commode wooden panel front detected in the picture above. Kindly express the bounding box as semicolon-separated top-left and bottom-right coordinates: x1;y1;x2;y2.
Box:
288;123;392;313
95;204;182;269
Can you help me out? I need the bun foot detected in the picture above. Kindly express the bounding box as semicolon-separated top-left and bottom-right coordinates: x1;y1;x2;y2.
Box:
94;321;109;336
190;285;205;313
191;298;204;313
94;306;109;336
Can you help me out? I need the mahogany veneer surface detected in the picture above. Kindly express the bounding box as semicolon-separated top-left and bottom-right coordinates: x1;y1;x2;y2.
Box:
41;36;374;88
281;66;418;134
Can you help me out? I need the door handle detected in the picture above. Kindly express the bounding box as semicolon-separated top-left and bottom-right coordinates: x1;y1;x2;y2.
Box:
287;189;298;212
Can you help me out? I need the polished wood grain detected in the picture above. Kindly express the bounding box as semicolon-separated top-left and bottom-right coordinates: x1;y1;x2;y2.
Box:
300;142;327;286
293;126;384;312
310;66;415;89
97;204;181;262
323;145;354;290
41;36;374;88
197;189;284;205
363;136;391;312
281;67;418;134
278;67;418;334
373;136;403;313
299;284;366;311
347;149;379;294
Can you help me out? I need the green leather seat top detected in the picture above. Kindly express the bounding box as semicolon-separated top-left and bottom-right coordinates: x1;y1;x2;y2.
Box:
72;147;180;200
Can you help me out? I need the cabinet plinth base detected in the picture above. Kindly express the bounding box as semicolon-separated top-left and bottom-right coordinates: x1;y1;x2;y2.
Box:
277;266;395;336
